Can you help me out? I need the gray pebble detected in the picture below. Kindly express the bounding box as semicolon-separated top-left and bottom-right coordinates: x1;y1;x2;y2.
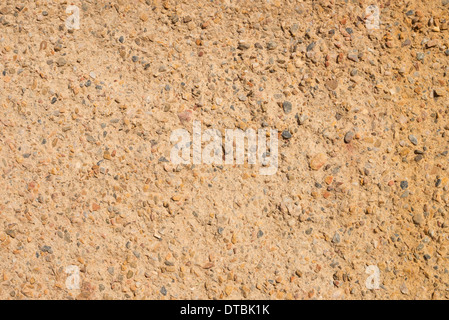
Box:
408;134;418;145
41;245;53;254
283;101;292;114
282;130;292;139
348;54;359;62
344;131;354;143
266;41;277;50
332;232;340;244
306;42;316;52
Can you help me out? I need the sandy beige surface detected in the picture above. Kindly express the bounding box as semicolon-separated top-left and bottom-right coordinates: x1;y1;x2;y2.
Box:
1;0;449;300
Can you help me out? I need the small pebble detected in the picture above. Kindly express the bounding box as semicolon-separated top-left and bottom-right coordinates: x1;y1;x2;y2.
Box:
344;131;354;143
400;181;409;190
282;101;292;114
282;130;292;139
408;135;418;145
